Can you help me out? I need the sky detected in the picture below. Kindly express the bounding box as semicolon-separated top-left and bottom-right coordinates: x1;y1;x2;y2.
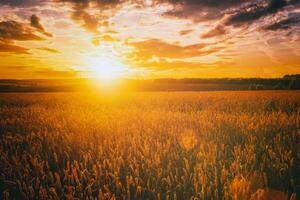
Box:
0;0;299;79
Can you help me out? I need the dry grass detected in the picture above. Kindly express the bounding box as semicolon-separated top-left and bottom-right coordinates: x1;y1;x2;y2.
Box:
0;91;299;199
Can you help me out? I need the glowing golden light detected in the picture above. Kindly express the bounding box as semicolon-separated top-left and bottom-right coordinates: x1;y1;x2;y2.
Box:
88;56;127;80
86;44;129;81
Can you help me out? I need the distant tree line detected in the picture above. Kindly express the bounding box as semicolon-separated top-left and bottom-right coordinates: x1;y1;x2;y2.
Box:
0;75;300;92
283;74;300;79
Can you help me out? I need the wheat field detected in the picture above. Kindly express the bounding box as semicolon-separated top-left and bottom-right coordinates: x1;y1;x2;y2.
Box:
0;91;299;200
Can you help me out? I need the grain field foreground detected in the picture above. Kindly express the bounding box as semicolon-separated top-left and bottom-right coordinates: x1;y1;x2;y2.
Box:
0;91;299;200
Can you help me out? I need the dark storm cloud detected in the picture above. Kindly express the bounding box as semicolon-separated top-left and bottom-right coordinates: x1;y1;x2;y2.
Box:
162;0;299;24
163;5;228;22
169;0;240;7
225;0;298;26
160;0;256;23
0;0;42;7
160;0;299;42
264;12;300;30
196;0;299;40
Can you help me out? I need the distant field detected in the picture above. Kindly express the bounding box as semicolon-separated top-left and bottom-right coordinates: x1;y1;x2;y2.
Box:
0;91;299;199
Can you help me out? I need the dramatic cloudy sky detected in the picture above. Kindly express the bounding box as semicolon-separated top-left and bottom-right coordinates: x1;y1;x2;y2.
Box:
0;0;299;79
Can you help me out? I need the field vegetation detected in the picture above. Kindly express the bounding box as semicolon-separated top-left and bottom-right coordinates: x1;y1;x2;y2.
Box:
0;91;299;199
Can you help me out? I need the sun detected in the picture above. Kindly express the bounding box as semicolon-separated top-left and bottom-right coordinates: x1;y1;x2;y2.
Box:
86;44;130;81
88;56;127;81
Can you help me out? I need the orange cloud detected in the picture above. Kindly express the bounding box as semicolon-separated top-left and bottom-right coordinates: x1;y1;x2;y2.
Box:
0;16;53;56
201;25;226;38
30;14;53;37
0;43;29;54
0;20;44;41
92;35;119;45
127;39;216;60
38;47;61;53
179;29;193;35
